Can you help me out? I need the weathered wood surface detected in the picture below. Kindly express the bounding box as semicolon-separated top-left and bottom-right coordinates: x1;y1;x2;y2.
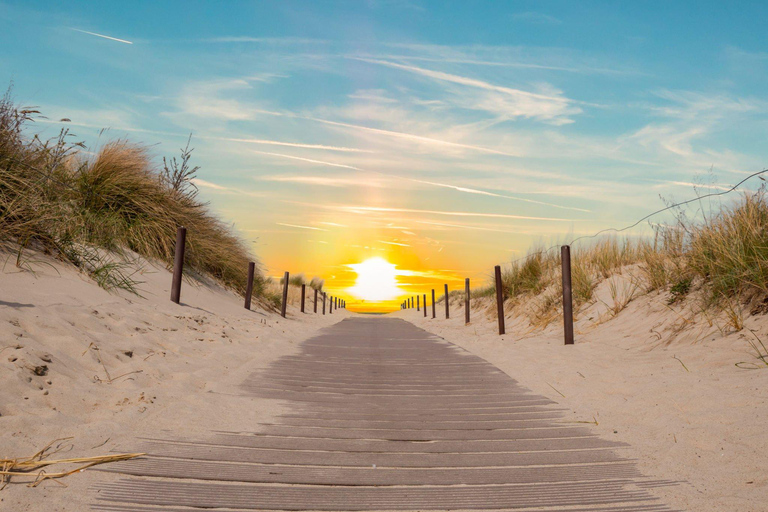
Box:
93;317;677;511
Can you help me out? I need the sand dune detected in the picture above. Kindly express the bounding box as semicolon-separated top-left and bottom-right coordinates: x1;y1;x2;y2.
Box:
398;274;768;511
0;250;346;510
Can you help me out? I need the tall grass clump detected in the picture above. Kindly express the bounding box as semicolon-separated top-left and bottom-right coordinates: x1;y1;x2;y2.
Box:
686;190;768;302
0;92;261;295
494;185;768;328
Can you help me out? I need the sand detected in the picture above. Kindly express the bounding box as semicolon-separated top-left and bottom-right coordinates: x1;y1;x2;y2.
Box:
2;252;766;511
396;274;768;511
0;250;347;511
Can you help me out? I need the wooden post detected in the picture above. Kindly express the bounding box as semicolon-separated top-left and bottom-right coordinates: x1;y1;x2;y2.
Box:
300;284;306;313
562;245;574;345
431;289;436;318
280;271;289;318
444;284;449;319
314;288;318;313
494;265;506;335
464;278;470;325
423;294;427;317
323;292;326;315
244;261;255;310
170;226;187;304
417;295;420;311
329;296;333;314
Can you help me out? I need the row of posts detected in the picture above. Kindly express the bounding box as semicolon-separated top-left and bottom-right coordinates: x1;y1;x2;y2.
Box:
169;226;346;319
169;226;572;344
401;245;575;345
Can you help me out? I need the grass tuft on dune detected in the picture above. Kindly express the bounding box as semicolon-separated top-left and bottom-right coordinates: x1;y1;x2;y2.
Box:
459;185;768;329
0;91;263;296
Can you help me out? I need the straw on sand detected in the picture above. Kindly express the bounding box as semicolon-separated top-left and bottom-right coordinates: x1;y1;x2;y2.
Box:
1;438;144;489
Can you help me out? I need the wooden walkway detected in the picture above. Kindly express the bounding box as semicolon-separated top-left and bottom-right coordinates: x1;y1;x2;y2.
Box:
93;317;677;511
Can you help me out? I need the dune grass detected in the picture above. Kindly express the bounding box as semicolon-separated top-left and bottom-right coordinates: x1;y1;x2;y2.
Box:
457;187;768;330
0;91;262;296
485;187;768;328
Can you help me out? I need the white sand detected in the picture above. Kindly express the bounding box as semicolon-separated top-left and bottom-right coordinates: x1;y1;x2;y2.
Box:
397;275;768;511
3;253;767;511
0;251;347;510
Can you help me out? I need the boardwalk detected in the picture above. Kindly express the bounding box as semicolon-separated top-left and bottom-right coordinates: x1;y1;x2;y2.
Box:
93;317;675;511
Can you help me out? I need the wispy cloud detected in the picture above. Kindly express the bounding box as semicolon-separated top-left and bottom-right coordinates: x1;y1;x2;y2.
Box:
276;222;328;231
378;240;411;246
351;57;581;123
333;205;575;222
253;151;590;212
190;178;264;198
410;177;591;212
302;114;522;156
191;178;229;190
71;28;133;45
251;150;362;170
260;174;388;188
201;135;371;153
201;36;327;45
252;149;586;212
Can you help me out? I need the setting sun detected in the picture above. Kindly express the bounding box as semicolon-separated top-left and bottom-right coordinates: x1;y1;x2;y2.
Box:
347;257;405;303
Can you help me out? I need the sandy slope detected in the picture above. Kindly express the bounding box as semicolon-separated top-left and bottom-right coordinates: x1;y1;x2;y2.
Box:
396;276;768;512
0;251;347;511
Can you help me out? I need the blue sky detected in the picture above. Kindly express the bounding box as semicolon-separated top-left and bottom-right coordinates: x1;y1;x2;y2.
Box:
2;1;767;295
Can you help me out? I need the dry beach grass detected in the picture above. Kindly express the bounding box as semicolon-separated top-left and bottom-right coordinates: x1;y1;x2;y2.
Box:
0;91;261;297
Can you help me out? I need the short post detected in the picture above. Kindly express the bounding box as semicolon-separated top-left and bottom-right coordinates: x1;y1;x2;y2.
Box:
300;284;306;313
329;296;333;314
431;289;436;318
417;295;420;311
494;265;505;335
244;261;255;310
281;271;289;318
170;226;187;304
444;284;449;319
314;288;318;313
561;245;574;345
423;294;427;317
464;278;470;325
323;292;326;315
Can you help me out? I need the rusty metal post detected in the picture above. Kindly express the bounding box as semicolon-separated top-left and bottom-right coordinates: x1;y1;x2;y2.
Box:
244;261;255;310
170;226;187;304
423;294;427;317
300;284;306;313
431;289;436;318
314;288;318;313
495;265;506;335
444;284;449;319
464;278;470;325
417;295;420;311
323;292;326;315
280;271;289;318
562;245;574;345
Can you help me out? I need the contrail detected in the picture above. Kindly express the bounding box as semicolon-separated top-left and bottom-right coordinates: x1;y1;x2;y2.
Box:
71;28;133;45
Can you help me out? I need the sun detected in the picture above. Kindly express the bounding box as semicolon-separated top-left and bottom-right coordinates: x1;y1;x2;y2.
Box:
348;257;404;301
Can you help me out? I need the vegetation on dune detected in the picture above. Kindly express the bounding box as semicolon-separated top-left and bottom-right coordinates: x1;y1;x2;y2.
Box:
0;91;263;295
456;185;768;330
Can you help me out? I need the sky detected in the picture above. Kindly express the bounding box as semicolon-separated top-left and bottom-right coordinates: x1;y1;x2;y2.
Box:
2;1;768;311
